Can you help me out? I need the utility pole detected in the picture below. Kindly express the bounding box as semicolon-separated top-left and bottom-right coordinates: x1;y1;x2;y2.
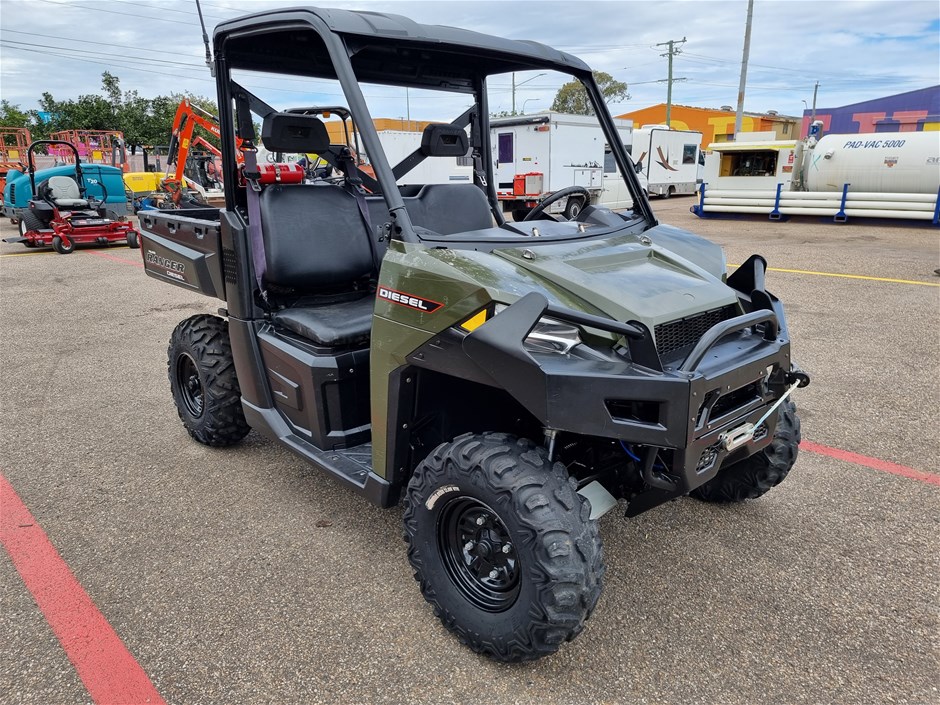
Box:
811;81;819;123
656;37;686;127
734;0;754;137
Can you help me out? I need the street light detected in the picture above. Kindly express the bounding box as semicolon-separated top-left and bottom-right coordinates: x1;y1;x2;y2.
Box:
521;98;540;115
512;72;546;114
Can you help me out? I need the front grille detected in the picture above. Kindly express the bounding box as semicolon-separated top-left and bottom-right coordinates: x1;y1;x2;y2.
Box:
654;306;736;359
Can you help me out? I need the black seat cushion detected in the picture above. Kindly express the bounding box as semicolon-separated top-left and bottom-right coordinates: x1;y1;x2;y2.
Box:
272;295;374;347
364;184;493;238
259;184;375;293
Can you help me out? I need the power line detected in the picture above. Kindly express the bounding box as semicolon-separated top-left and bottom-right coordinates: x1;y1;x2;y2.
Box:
0;28;207;59
0;39;207;70
36;0;201;26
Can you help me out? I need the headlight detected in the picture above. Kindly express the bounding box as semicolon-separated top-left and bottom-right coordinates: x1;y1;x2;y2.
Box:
459;304;582;355
523;317;581;354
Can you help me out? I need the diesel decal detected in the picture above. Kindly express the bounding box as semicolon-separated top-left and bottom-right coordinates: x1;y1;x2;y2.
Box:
377;286;443;313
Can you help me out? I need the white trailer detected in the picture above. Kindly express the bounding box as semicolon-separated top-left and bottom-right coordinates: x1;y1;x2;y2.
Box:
377;130;474;186
490;112;637;219
630;125;703;198
259;128;472;186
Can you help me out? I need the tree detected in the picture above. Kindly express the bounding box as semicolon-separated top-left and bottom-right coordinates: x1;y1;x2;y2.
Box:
6;74;221;149
0;100;30;128
550;71;630;116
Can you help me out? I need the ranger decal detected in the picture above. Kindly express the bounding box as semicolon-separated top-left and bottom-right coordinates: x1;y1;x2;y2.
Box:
377;286;443;313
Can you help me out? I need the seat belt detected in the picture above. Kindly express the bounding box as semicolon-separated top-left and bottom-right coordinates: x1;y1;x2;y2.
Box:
240;144;267;300
336;149;381;276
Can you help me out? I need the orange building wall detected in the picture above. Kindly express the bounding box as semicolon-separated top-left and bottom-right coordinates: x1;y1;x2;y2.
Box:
324;118;437;144
616;105;798;148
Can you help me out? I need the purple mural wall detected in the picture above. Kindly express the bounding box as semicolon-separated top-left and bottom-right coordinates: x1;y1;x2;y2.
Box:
800;85;940;137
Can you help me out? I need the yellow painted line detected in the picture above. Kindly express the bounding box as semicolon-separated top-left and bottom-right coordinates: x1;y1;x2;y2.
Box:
1;245;130;259
728;263;940;287
0;250;54;258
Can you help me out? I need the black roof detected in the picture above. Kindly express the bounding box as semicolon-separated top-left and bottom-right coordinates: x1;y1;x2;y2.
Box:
214;6;591;91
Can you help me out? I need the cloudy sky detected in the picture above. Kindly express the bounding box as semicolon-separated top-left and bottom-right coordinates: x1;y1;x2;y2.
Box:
1;0;937;121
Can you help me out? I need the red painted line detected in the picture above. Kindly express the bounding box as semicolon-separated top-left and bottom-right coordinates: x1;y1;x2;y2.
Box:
86;249;144;268
801;440;940;487
0;473;166;705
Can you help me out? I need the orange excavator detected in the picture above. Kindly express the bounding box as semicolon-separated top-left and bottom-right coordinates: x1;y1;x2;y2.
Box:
164;99;244;206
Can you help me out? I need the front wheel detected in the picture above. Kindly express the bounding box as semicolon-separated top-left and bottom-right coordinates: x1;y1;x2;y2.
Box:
168;315;250;447
52;235;75;254
126;230;140;249
691;400;801;503
403;433;604;662
563;197;584;220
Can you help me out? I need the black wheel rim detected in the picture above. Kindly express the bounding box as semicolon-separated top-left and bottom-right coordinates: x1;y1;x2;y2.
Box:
176;353;204;418
437;497;520;612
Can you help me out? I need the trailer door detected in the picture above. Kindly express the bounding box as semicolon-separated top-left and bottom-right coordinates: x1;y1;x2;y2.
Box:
495;132;515;189
600;146;628;209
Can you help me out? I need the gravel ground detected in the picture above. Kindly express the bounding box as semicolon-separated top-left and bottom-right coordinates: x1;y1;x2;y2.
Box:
1;202;938;705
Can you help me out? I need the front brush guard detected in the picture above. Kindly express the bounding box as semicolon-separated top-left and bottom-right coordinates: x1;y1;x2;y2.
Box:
462;291;799;494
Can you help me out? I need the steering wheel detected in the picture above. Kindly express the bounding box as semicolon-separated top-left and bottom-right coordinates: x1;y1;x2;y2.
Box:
523;185;592;222
83;178;108;209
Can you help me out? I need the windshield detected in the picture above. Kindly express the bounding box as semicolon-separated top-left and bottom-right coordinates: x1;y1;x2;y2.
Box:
230;61;649;245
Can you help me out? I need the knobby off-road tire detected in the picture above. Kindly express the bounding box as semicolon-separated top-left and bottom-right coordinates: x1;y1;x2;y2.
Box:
167;314;250;447
403;433;604;662
692;400;801;503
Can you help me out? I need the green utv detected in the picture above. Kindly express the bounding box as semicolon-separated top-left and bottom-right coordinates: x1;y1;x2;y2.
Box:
139;6;809;661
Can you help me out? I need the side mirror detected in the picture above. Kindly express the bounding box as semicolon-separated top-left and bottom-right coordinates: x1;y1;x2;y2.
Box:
634;161;643;173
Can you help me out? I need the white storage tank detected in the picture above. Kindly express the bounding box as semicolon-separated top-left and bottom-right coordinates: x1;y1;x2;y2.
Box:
803;131;940;194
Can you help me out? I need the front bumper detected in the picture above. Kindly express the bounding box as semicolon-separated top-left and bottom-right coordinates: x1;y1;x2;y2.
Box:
461;289;797;494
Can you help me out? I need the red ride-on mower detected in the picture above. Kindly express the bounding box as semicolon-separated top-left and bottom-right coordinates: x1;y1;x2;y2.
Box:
5;140;140;254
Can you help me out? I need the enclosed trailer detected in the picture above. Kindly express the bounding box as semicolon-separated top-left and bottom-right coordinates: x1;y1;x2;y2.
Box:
491;112;636;219
630;125;703;197
376;130;473;186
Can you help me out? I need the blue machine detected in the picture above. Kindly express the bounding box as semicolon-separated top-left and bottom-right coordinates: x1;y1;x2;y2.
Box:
3;162;132;221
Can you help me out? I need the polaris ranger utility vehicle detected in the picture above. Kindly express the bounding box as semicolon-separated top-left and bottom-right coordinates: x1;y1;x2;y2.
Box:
139;6;809;662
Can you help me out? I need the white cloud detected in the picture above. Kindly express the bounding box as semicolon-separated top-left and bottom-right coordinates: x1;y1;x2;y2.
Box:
0;0;936;120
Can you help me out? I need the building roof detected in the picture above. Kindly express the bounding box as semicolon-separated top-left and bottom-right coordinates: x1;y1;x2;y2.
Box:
618;103;799;120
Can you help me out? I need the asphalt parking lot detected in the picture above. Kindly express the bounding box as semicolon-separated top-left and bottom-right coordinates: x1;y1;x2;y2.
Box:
1;202;938;705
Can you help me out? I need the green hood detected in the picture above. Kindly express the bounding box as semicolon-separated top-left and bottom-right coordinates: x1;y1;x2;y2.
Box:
490;225;737;334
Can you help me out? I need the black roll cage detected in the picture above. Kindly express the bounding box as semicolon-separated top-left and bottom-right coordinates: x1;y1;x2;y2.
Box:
212;8;657;243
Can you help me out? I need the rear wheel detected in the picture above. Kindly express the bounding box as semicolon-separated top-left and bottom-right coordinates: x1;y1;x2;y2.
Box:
691;400;801;503
168;315;250;447
403;432;604;662
52;235;75;254
19;211;44;237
